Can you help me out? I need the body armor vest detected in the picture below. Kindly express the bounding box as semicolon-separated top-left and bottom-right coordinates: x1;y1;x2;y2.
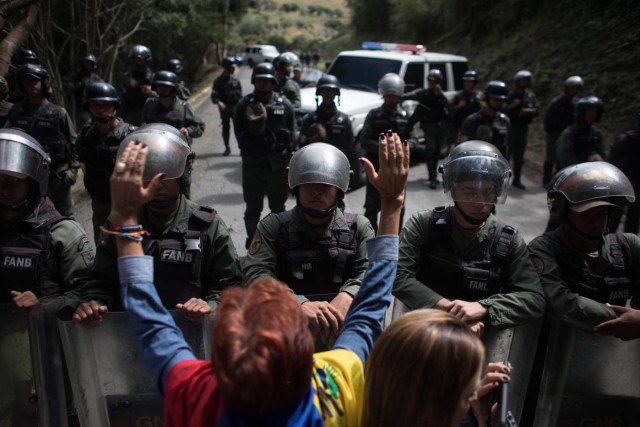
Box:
371;107;410;141
123;68;153;105
0;203;65;302
507;90;537;125
545;95;575;133
571;125;603;163
13;101;70;166
418;206;517;301
79;121;136;202
216;76;242;106
241;93;291;151
452;90;482;128
306;110;352;152
275;209;359;298
141;206;216;309
549;232;633;305
144;98;187;130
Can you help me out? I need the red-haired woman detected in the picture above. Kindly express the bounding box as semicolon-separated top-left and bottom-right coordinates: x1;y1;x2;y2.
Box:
109;131;408;426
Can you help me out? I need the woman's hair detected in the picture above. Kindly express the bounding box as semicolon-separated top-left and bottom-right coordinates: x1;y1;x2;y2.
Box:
363;309;485;427
211;278;314;414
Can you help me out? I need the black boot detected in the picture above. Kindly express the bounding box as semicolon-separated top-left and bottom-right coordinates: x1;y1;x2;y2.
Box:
542;161;553;187
512;163;526;190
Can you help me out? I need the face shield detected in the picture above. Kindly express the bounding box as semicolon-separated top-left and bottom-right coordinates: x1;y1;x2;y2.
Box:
442;155;511;205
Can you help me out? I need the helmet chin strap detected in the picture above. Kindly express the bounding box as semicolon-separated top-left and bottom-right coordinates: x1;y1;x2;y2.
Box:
0;198;29;212
298;197;343;219
454;202;490;226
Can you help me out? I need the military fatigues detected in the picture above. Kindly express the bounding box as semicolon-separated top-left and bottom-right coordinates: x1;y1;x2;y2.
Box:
555;123;604;170
6;100;79;217
278;78;301;109
543;94;576;185
506;89;539;184
459;110;510;158
360;104;410;231
609;128;640;233
0;201;95;313
394;207;546;330
142;96;205;198
211;73;243;151
121;67;154;126
233;91;295;246
72;70;103;130
451;89;483;131
298;103;354;152
529;227;640;330
402;88;451;182
76;119;136;243
242;205;374;303
177;81;192;101
78;196;241;311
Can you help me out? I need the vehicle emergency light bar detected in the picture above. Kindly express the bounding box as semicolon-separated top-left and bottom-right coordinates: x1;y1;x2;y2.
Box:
361;41;426;53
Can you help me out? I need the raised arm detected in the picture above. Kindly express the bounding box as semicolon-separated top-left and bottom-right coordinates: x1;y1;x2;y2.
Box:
333;131;409;364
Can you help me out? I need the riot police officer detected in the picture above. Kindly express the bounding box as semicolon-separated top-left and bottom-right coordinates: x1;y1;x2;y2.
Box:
0;129;94;313
121;44;154;126
402;68;452;189
72;53;103;130
72;124;241;323
6;63;79;217
556;96;604;170
142;70;205;198
529;162;639;331
298;74;353;153
394;140;545;335
233;62;296;249
360;73;410;231
6;48;40;103
165;58;191;101
459;80;511;158
243;143;374;342
609;113;640;234
543;76;583;187
0;76;13;127
505;70;539;190
211;56;243;156
451;69;483;133
273;52;301;109
76;82;136;243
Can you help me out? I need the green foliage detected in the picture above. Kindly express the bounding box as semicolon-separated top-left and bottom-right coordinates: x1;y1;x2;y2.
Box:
281;3;299;12
325;19;343;30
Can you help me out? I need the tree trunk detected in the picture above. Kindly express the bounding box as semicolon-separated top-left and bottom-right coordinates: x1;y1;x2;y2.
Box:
0;0;41;75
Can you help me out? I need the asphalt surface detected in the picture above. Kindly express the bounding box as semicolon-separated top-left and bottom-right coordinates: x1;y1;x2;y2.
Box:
71;66;550;255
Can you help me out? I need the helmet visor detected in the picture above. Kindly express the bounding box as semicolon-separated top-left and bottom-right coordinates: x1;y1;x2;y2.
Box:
443;155;510;204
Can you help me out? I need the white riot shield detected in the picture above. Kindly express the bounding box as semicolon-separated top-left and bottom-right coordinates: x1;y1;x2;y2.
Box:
59;310;214;427
386;297;542;425
533;321;640;426
0;303;69;427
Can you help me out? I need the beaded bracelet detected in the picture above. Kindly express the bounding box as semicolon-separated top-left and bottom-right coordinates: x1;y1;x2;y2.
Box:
99;225;150;244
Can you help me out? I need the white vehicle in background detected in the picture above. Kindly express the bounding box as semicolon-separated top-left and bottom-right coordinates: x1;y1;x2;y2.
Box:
297;42;469;188
243;44;280;67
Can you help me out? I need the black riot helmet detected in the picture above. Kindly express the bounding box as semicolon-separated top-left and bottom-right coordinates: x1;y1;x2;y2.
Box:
427;69;444;83
16;63;50;96
18;48;39;65
81;53;97;70
485;81;509;101
166;58;183;74
315;74;341;97
83;82;121;110
222;57;237;69
129;45;152;63
152;70;178;93
575;96;604;124
463;70;478;82
251;62;277;84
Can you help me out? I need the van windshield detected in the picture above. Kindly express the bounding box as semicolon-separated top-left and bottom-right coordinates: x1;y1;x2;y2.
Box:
328;55;402;93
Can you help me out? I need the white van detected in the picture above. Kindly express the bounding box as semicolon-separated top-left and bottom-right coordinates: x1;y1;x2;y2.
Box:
243;45;280;67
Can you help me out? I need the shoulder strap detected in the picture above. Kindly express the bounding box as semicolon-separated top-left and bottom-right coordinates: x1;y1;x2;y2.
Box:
607;233;630;272
188;205;217;232
487;222;518;290
332;212;359;284
34;203;67;230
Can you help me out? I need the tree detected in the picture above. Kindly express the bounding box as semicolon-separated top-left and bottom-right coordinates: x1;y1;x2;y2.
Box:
0;0;42;75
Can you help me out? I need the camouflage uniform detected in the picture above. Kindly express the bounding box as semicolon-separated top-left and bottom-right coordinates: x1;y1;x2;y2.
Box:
459;110;510;158
211;73;243;152
506;88;539;187
277;78;301;109
543;94;576;185
121;67;154;126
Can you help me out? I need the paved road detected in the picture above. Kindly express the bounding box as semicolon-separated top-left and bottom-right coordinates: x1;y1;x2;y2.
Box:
71;66;550;256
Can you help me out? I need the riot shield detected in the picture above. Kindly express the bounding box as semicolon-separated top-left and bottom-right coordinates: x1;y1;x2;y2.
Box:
59;311;214;427
0;303;69;427
386;297;542;424
533;321;640;426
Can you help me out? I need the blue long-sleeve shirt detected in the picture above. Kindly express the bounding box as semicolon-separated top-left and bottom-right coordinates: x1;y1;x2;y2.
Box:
119;235;399;389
